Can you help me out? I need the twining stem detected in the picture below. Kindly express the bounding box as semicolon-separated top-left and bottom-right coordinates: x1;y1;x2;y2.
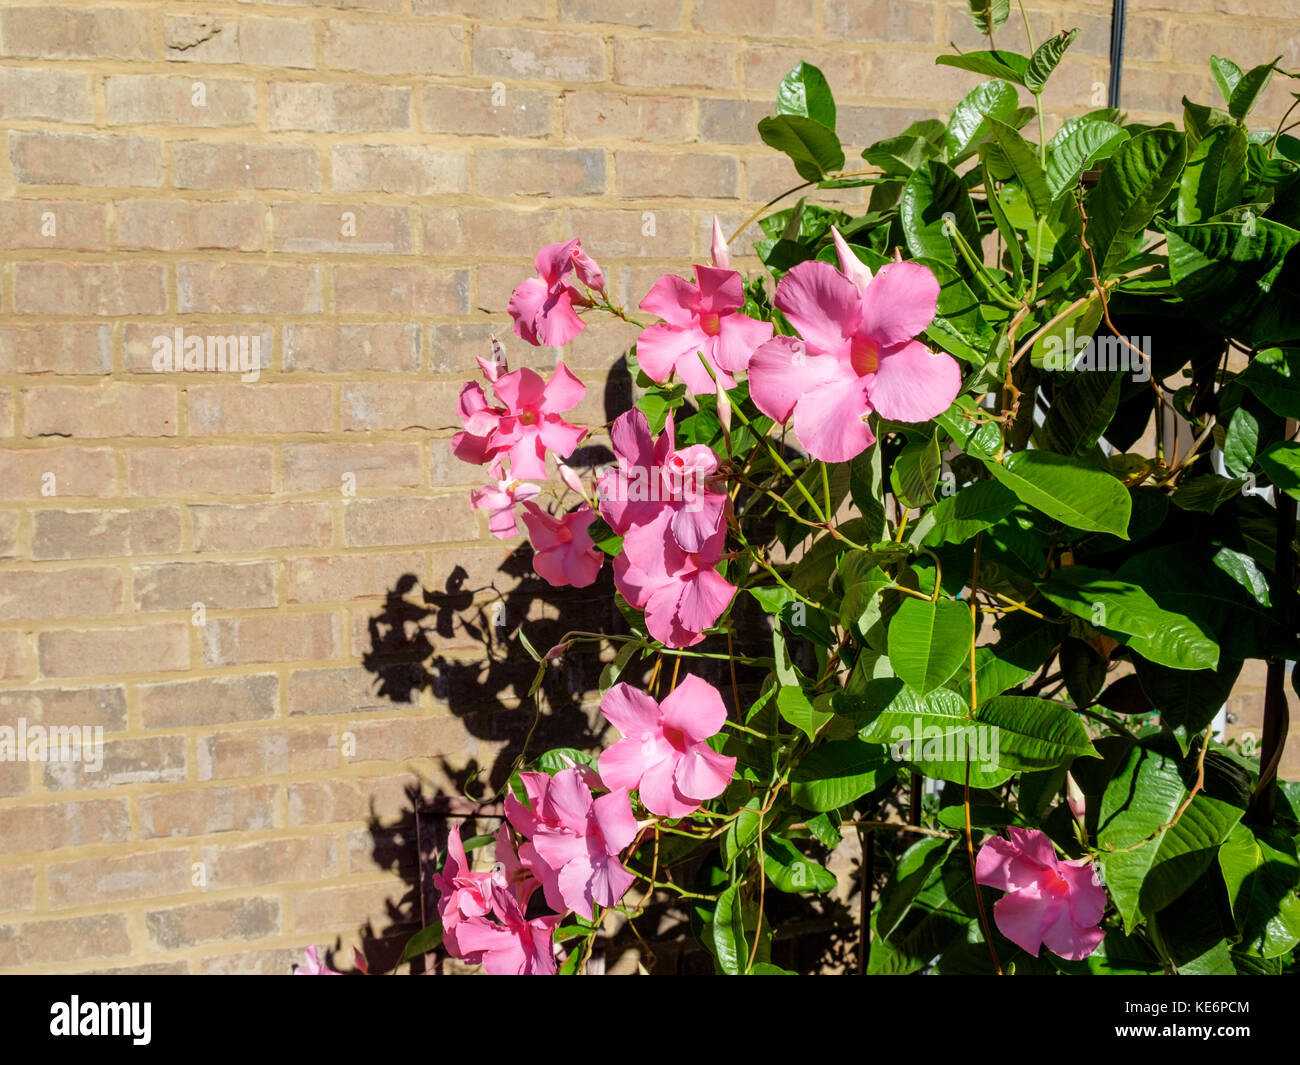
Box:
726;168;884;246
964;535;1003;975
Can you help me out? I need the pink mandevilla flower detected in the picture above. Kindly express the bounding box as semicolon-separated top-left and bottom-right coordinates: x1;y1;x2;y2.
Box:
435;824;540;960
598;676;737;818
505;768;638;921
453;885;562;976
747;226;961;462
508;238;604;348
471;478;541;539
452;362;587;482
613;510;735;648
597;409;728;554
295;946;340;975
518;501;603;588
975;826;1106;961
636;264;773;395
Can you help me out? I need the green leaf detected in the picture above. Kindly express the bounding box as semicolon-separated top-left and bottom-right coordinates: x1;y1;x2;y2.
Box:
789;739;895;812
1046;119;1128;200
965;0;1010;34
936;50;1029;86
1218;823;1300;958
890;431;942;508
776;61;836;129
763;836;838;894
945;79;1020;162
599;639;642;693
919;256;997;359
1258;440;1300;499
1228;58;1279;121
1163;222;1300;347
1097;739;1247;929
1239;347;1300;419
975;694;1098;771
758;113;845;182
900;161;981;264
1134;658;1242;742
936;395;1002;459
986;119;1051;215
710;883;749;975
1024;28;1078;94
861;133;934;176
1177;124;1248;224
777;685;833;741
1041;370;1123;456
983;158;1024;285
1170;473;1247;513
982;450;1132;537
401;922;443;961
876;836;954;939
887;596;975;695
1039;565;1219;670
1210;56;1244;105
1087;129;1187;276
923;478;1018;545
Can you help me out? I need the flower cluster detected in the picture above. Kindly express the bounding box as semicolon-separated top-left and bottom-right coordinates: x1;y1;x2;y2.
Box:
431;676;735;975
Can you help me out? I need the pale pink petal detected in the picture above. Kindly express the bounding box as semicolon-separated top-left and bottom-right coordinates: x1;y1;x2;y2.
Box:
711;312;774;373
598;737;655;792
635;322;710;385
1041;907;1106;961
609;409;654;470
639;273;699;326
669;492;726;555
638;752;699;818
992;883;1054;957
792;376;873;463
599;682;664;737
540;361;586;415
535;239;579;283
660;673;728;743
1005;826;1059;869
748;336;846;424
694;265;744;315
542;767;594;830
493;368;547;414
673;567;735;639
535;291;586;348
507;432;548;481
570;241;605;292
774;259;860;357
975;835;1021;893
865;340;963;425
589;855;636;911
858;260;940;348
537;413;586;458
674;744;736;802
507;278;549;346
593;788;639;853
1060;859;1107;929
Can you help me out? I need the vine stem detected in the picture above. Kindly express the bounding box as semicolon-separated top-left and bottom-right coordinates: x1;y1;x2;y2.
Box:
964;534;1003;975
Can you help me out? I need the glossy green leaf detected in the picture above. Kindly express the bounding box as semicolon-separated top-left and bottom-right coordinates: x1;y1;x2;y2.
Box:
1024;28;1078;93
945;79;1020;162
1177;124;1248;224
936;50;1028;86
758;113;846;182
900;160;981;263
776;61;836;129
1087;129;1187;276
789;739;895;812
1045;118;1128;200
777;685;833;741
763;836;838;894
1228;58;1279;121
1258;440;1300;499
1239;347;1300;418
982;450;1132;537
888;596;975;695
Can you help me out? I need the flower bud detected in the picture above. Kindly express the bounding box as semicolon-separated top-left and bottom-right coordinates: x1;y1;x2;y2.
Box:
710;215;731;270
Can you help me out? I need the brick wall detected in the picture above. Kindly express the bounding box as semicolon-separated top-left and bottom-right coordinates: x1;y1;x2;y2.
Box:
0;0;1294;973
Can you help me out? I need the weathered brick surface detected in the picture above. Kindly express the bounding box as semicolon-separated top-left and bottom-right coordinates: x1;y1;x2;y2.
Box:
0;0;1293;977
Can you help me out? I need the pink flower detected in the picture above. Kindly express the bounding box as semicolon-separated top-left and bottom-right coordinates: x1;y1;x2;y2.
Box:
453;885;562;976
506;768;638;920
519;501;603;588
613;510;736;648
747;226;961;462
508;238;604;347
451;362;587;481
975;827;1106;961
435;824;540;958
598;676;737;818
470;478;541;539
596;409;727;555
636;266;773;395
294;946;340;975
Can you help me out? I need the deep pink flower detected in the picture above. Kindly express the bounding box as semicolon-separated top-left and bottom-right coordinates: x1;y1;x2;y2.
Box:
451;362;587;481
636;266;773;395
747;226;961;462
294;946;340;975
598;676;737;818
435;824;540;958
505;768;638;921
471;478;541;539
508;238;604;348
596;409;727;555
975;826;1106;961
613;510;736;648
453;885;561;976
519;501;603;588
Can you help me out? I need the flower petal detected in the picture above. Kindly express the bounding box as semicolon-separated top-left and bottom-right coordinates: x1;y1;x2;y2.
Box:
639;273;699;326
792;375;873;462
660;673;727;743
859;260;940;347
674;744;736;802
992;884;1054;957
865;340;962;424
774;258;860;357
748;336;846;424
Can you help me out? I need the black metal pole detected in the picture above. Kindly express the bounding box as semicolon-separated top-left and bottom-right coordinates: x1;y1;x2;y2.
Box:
1108;0;1127;109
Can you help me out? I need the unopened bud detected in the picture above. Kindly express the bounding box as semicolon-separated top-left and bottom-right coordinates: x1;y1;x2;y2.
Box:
544;642;569;661
1066;772;1086;821
710;215;731;270
715;378;732;434
556;461;588;501
831;225;872;294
